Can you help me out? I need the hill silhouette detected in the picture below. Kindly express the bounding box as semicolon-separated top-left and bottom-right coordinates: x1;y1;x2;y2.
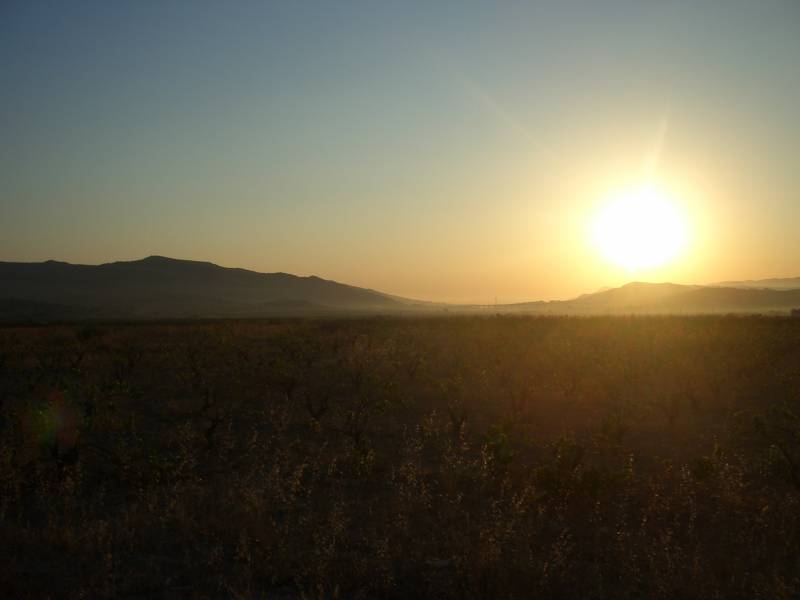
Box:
569;281;800;313
712;276;800;290
2;256;800;321
510;281;800;314
0;256;402;319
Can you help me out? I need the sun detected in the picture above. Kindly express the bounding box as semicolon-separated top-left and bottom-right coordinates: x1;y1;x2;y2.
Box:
592;185;687;272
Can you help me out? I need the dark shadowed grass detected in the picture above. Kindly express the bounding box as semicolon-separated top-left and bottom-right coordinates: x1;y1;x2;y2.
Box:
1;316;799;598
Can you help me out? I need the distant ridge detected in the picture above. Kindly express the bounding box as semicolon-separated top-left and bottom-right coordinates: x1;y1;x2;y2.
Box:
2;256;800;321
505;281;800;315
712;276;800;291
0;256;404;320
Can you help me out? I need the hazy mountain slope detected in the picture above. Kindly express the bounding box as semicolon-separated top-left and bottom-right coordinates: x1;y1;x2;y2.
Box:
712;277;800;290
657;286;800;312
0;256;401;318
567;282;701;309
0;298;99;321
3;256;800;320
545;282;800;314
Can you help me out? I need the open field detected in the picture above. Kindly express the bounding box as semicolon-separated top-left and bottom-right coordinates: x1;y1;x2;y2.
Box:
1;316;799;598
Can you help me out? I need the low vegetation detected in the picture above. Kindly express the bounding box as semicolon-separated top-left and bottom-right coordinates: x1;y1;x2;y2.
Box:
1;316;799;598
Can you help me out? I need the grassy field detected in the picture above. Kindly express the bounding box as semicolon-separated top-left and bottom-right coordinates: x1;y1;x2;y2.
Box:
1;316;799;598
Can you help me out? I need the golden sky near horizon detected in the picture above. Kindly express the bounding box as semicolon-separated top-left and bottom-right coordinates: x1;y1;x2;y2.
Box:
2;2;799;303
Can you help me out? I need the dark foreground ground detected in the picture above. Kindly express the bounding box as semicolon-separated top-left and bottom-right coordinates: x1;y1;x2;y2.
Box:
1;316;799;598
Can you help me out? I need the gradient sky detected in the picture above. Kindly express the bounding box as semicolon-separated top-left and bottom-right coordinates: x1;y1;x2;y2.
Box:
2;1;799;302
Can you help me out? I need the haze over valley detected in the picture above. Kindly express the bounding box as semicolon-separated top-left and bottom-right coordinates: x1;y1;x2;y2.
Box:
3;255;800;320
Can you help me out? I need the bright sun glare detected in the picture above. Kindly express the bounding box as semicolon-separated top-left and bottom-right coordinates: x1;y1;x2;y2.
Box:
592;185;687;272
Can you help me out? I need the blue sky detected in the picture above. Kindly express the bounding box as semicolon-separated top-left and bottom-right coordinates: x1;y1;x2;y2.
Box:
2;1;799;302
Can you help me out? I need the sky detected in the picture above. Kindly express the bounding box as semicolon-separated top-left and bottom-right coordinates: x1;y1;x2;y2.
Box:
2;1;799;303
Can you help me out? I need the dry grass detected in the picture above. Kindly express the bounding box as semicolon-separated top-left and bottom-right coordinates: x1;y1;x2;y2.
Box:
1;316;799;598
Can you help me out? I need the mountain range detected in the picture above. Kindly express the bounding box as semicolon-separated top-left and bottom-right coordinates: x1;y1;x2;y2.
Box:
0;256;406;320
1;256;799;321
711;277;800;291
502;281;800;315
